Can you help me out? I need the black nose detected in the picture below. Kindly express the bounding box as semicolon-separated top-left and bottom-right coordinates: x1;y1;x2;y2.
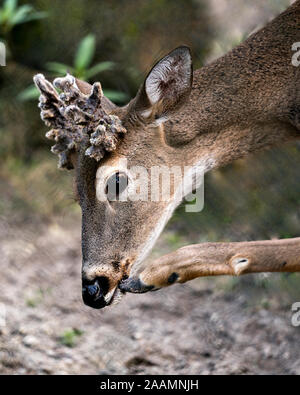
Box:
82;276;109;309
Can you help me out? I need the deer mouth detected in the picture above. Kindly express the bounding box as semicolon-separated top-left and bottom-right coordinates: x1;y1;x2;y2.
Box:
82;258;133;309
104;285;122;306
82;274;120;309
82;283;121;309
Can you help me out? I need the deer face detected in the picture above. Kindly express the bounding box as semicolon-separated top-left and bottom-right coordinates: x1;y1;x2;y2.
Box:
34;46;193;309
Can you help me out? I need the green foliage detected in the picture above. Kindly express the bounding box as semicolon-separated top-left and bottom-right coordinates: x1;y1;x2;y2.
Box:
0;155;79;220
17;83;40;101
100;89;128;103
18;34;128;103
59;328;84;348
165;232;184;249
25;287;50;307
74;34;96;73
0;0;47;37
46;34;115;81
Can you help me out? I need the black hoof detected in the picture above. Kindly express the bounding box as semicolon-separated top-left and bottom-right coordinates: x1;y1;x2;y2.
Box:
119;277;155;294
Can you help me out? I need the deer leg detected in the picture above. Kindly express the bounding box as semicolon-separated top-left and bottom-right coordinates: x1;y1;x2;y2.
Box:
119;238;300;293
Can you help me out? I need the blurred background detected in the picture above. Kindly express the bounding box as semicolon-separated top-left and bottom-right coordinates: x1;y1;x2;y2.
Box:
0;0;299;375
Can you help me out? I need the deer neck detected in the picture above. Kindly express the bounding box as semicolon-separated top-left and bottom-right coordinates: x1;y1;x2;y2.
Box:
164;0;300;173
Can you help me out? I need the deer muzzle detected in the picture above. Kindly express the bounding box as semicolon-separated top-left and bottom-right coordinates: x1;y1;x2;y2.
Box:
82;276;111;309
81;258;133;309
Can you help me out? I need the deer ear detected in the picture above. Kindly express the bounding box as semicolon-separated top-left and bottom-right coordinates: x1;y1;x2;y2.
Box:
137;46;193;123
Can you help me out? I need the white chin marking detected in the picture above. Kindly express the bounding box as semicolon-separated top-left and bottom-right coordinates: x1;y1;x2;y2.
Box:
105;286;117;303
105;287;123;307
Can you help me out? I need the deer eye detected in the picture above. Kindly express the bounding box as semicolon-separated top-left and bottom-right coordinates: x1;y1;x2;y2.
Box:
105;172;128;201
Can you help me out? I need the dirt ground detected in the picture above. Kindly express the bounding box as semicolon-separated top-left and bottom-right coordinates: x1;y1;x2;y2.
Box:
0;216;299;375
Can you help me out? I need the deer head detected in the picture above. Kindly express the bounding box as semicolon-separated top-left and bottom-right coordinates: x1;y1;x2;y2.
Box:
34;46;197;308
34;1;300;309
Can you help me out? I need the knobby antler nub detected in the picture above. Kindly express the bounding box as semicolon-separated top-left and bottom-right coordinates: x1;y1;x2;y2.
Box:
33;74;126;169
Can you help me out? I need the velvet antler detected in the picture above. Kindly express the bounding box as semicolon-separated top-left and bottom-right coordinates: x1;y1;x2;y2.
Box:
33;74;126;169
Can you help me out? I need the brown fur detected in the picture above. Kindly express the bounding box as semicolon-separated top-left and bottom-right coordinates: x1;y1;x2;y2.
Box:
38;2;300;305
136;238;300;290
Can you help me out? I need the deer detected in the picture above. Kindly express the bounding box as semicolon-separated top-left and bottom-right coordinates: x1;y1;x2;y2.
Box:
33;1;300;309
